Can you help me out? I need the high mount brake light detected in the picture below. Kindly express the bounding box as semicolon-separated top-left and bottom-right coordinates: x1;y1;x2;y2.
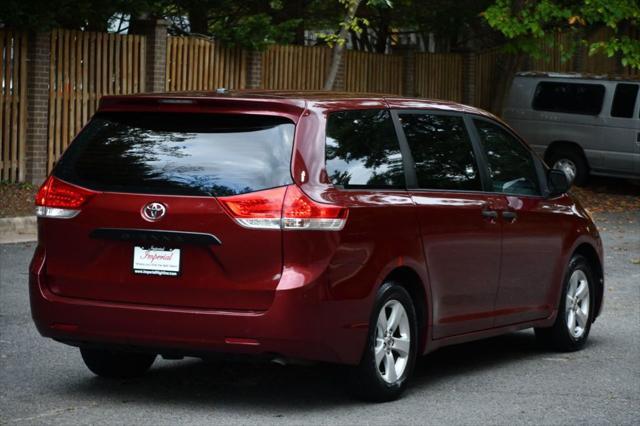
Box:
35;176;95;219
218;185;348;231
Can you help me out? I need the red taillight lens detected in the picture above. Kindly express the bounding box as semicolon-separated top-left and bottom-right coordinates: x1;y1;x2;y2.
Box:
217;186;287;230
282;185;347;230
218;185;347;231
35;176;95;218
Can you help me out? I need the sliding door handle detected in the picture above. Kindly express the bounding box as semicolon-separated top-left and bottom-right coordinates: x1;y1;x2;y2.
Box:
502;211;518;221
482;209;498;219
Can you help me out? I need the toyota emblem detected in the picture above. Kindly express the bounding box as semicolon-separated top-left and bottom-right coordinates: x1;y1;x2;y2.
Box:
141;202;167;221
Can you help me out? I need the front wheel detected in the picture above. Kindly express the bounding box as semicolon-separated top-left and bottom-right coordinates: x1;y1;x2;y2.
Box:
349;283;418;402
80;347;156;378
535;255;594;351
548;148;589;186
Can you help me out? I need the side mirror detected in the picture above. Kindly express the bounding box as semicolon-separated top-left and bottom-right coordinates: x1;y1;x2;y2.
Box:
547;168;571;197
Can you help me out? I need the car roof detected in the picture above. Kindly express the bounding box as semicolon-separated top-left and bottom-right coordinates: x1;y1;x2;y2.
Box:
97;90;496;120
515;71;640;83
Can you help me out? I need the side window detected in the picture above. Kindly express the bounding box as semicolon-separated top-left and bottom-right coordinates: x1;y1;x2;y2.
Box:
326;109;405;189
532;82;605;115
473;120;541;196
611;83;639;118
398;113;481;191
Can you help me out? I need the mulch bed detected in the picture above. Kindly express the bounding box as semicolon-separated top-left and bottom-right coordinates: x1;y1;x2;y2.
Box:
0;177;638;218
0;182;37;218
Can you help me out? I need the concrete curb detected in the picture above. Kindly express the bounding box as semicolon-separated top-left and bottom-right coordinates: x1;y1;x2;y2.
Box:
0;216;37;244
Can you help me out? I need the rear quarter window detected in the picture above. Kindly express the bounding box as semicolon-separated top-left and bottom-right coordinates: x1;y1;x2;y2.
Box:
532;81;605;116
325;109;405;189
54;113;294;196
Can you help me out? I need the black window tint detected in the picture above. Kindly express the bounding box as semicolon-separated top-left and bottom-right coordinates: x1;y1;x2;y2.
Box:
55;113;294;196
474;120;540;196
611;83;639;118
326;109;405;188
399;113;481;191
532;82;605;115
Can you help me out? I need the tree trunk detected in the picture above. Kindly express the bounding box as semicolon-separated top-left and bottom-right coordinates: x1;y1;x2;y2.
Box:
323;0;362;91
490;52;525;116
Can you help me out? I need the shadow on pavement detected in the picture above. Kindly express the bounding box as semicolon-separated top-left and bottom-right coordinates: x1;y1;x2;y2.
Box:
50;330;606;409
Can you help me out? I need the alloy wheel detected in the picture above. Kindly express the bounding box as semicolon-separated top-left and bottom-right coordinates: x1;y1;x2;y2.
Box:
565;269;590;339
374;300;411;383
553;159;577;183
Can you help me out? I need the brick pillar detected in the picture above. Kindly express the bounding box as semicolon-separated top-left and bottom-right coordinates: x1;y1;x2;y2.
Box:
132;19;168;92
331;53;346;92
25;32;50;184
462;51;477;106
392;46;416;97
246;50;262;89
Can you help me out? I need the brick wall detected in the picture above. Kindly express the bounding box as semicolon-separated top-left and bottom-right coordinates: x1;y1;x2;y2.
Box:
132;19;168;92
25;32;50;184
246;50;262;89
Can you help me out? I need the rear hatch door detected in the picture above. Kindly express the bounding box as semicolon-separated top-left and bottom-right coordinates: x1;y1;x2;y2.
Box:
43;111;296;311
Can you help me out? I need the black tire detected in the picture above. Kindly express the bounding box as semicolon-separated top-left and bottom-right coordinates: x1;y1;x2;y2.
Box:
547;147;589;186
349;282;418;402
80;347;156;378
535;255;595;352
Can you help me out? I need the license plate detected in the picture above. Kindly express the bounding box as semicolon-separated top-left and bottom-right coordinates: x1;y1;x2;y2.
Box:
133;246;181;277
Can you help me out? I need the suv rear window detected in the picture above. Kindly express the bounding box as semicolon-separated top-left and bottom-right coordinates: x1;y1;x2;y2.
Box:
54;113;294;196
532;82;605;115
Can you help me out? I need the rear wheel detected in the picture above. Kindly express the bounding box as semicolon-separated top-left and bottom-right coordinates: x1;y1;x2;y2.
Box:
547;147;589;186
80;347;156;378
535;255;594;351
349;283;418;402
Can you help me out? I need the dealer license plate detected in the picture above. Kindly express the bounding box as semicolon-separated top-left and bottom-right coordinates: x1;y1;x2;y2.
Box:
133;246;181;276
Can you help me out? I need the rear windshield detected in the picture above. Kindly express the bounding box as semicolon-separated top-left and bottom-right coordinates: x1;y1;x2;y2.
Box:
55;113;295;196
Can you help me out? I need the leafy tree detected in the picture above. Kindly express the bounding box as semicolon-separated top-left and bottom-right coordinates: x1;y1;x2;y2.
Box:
484;0;640;68
483;0;640;112
321;0;392;89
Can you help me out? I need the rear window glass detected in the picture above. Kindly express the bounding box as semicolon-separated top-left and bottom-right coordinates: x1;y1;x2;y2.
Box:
611;83;639;118
54;113;294;196
532;82;605;115
325;109;405;189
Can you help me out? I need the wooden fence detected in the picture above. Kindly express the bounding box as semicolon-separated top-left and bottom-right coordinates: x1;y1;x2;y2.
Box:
47;29;146;171
5;27;640;184
262;45;332;90
165;36;246;91
414;53;464;102
344;50;404;94
0;31;28;182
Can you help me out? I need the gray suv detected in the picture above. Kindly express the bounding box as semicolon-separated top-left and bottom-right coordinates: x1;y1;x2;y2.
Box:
503;72;640;185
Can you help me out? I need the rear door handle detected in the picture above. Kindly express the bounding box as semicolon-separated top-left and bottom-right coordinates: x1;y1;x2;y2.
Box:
502;211;517;221
482;210;498;219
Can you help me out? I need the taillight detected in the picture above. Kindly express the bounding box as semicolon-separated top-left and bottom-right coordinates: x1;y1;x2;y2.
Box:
217;186;286;230
282;185;347;230
35;176;95;219
218;185;348;231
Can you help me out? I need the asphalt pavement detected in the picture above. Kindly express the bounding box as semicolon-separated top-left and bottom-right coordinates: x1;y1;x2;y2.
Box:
1;211;639;425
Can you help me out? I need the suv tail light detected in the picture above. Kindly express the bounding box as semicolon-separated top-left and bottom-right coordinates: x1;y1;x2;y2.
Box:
218;185;348;231
35;176;96;219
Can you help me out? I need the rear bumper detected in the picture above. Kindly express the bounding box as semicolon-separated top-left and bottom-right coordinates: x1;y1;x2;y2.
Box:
29;255;369;365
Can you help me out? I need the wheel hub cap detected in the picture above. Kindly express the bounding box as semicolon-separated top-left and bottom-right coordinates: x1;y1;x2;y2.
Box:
553;159;577;182
565;269;590;339
375;300;411;383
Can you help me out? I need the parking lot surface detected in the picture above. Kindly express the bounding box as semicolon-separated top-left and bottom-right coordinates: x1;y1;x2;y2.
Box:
1;211;638;425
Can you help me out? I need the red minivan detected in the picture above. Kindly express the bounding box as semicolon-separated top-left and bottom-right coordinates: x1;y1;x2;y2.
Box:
30;92;604;401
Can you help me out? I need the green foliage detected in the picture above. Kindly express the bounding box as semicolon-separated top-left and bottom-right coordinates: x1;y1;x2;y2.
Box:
317;0;391;48
483;0;640;69
210;14;301;50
